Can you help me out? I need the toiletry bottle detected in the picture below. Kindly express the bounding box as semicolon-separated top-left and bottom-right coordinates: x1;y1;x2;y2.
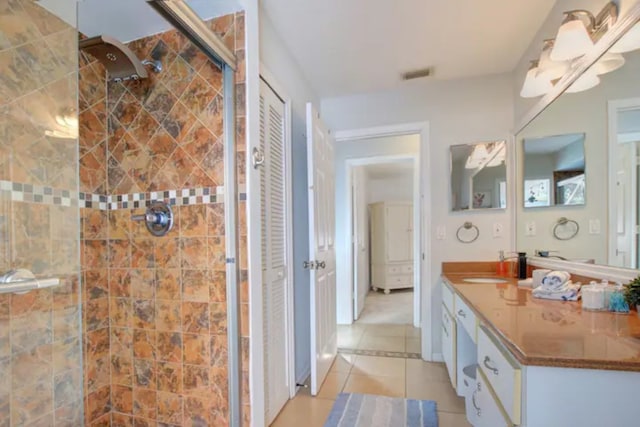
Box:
497;250;506;276
517;252;527;280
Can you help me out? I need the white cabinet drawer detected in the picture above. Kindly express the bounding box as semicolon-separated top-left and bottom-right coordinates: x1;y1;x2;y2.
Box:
478;325;521;425
401;264;413;274
454;294;477;343
471;368;510;427
441;304;456;389
386;275;412;287
442;282;454;314
387;265;402;275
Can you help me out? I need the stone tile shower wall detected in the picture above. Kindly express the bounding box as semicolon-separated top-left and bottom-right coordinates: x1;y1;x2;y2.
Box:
78;12;249;426
0;1;83;426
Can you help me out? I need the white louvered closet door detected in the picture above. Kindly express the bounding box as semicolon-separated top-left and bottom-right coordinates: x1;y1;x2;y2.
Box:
259;79;289;424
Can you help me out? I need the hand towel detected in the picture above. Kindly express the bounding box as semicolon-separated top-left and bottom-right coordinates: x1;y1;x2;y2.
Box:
533;281;581;301
541;271;571;289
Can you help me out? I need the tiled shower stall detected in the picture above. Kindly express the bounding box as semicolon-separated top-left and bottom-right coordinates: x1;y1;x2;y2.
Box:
1;1;250;426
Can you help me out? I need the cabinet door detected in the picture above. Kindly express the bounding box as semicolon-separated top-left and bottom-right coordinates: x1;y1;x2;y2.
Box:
442;305;457;388
385;205;411;262
472;370;510;427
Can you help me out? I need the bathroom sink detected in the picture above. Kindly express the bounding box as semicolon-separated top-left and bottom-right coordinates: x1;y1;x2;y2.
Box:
462;277;508;284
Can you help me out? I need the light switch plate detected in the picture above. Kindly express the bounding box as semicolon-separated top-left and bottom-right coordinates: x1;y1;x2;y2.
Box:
525;221;536;236
436;225;446;240
493;223;503;238
589;219;601;235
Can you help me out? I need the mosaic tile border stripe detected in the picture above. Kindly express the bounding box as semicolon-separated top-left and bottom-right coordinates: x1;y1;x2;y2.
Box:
1;181;247;210
337;348;422;360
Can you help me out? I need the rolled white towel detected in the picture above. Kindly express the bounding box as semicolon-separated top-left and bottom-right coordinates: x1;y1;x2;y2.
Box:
541;271;571;289
533;282;581;301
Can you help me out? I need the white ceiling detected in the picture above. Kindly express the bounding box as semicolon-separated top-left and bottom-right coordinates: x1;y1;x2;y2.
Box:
524;133;584;155
262;0;556;98
39;0;242;43
363;160;413;180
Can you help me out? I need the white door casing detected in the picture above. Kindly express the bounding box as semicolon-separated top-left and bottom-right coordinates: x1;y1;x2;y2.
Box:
306;103;337;396
259;79;290;424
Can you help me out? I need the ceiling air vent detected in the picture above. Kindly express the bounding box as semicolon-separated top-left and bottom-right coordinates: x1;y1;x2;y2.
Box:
402;67;434;81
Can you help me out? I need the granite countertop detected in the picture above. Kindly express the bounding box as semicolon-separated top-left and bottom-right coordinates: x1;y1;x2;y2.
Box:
442;272;640;372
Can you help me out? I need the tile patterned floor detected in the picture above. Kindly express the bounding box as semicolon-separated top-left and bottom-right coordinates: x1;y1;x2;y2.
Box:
338;323;421;354
271;354;471;427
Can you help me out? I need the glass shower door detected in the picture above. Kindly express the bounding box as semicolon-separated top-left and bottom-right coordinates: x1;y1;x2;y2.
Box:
0;1;83;425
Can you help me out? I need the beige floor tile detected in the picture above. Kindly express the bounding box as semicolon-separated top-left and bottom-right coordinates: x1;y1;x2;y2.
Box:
351;355;406;378
317;372;349;399
406;325;421;338
330;353;356;374
406;379;465;414
271;395;335;427
358;335;405;352
337;325;366;348
406;359;450;382
438;411;472;427
406;337;421;353
361;324;406;338
343;373;405;398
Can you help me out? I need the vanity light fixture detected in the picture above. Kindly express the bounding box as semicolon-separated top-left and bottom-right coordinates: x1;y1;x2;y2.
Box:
537;39;569;80
550;3;618;61
610;22;640;53
520;60;553;98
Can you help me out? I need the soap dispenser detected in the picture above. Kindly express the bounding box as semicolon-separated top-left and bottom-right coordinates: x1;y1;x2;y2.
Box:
497;250;507;276
517;252;527;280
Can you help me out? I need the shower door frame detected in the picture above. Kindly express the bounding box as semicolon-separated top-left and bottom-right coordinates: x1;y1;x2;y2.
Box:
143;2;243;425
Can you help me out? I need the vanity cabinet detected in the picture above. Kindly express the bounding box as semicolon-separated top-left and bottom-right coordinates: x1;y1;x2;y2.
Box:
441;276;640;427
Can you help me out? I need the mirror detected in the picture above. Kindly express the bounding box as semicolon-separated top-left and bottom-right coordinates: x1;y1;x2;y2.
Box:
450;141;507;211
516;15;640;267
523;133;586;208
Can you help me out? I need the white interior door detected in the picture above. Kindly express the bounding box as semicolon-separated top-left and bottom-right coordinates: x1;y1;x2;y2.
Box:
306;103;337;396
259;79;289;424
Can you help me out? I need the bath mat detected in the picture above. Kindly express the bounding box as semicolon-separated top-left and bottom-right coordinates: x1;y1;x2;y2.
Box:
324;393;438;427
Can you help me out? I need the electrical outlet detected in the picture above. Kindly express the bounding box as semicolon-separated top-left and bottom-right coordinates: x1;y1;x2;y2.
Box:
525;221;536;236
493;223;504;238
436;225;446;240
589;219;601;235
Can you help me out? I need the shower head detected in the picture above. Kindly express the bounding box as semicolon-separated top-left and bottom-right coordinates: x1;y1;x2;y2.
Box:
80;35;150;82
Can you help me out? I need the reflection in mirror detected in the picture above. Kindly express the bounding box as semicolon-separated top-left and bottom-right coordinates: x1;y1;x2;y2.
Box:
609;103;640;268
450;141;507;211
517;17;640;267
523;133;585;208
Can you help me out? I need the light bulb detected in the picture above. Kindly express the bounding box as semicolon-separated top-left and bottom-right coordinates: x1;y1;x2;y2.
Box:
594;52;625;75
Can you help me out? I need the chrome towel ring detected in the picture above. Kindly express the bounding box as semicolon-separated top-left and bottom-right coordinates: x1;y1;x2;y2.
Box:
456;222;480;244
553;217;579;240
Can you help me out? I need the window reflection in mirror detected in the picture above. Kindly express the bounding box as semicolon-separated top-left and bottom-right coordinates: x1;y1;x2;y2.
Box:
450;141;507;211
523;133;586;208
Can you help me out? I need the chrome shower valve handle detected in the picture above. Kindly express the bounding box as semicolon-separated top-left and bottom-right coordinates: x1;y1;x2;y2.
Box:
132;201;174;237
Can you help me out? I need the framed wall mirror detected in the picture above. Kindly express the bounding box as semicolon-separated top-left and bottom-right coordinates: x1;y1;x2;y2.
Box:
450;141;507;212
523;133;586;208
515;9;640;267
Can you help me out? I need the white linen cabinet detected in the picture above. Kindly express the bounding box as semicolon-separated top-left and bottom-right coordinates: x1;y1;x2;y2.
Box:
370;201;414;294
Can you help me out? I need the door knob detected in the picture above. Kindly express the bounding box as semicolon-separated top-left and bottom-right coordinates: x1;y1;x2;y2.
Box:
303;261;315;270
315;261;326;269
